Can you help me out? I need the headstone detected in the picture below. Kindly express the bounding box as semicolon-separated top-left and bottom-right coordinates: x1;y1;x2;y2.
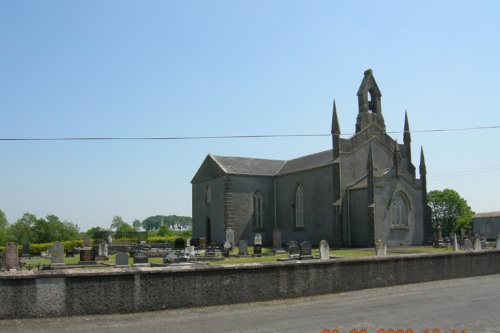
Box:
299;241;313;259
5;242;19;270
185;246;195;256
319;240;329;260
495;234;500;249
83;235;91;248
253;244;262;257
223;241;232;257
174;238;185;249
22;242;30;260
254;233;262;245
480;236;487;249
186;237;192;247
451;233;459;252
460;228;466;239
375;239;387;256
205;247;215;257
51;241;65;265
288;241;300;259
115;252;129;267
238;240;248;256
79;249;96;265
199;237;206;248
437;225;443;241
105;235;112;244
165;252;181;264
225;229;234;247
473;234;481;251
463;238;473;251
99;241;108;257
273;229;286;254
133;252;149;266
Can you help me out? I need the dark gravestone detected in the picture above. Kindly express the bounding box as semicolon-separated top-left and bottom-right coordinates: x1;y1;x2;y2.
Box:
5;242;19;270
199;237;206;248
22;242;31;260
253;245;262;257
205;247;215;257
300;241;313;259
133;252;149;266
65;247;74;258
238;240;248;256
115;253;129;267
174;238;185;249
79;249;96;265
288;242;300;259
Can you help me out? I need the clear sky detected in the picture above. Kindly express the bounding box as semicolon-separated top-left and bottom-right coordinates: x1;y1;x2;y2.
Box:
1;1;499;232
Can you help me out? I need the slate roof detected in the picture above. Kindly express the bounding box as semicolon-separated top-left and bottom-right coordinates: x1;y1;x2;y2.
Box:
210;155;285;176
473;211;500;218
210;149;334;177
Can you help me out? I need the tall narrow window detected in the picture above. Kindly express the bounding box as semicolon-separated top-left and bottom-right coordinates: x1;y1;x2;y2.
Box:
206;185;211;205
295;185;304;228
391;192;408;226
253;191;263;228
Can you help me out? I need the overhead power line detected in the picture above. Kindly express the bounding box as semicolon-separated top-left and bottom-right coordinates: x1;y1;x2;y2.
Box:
1;124;499;141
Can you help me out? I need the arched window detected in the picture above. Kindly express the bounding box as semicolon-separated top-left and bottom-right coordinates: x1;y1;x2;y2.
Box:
295;185;304;228
253;191;263;228
391;192;408;226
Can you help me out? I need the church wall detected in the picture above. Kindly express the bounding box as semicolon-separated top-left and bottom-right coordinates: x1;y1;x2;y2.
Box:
224;175;275;245
191;177;227;244
275;166;334;246
374;178;424;246
347;189;370;247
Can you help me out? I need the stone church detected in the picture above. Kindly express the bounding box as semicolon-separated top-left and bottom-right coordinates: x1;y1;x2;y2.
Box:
191;70;432;247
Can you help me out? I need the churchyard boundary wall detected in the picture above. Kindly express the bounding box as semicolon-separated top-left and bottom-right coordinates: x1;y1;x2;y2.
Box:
1;250;500;319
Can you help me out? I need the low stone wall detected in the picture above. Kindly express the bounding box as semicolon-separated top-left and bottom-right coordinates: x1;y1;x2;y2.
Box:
1;250;500;319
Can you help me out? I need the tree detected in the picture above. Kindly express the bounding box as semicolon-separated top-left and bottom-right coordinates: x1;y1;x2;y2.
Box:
115;221;135;239
0;209;9;244
427;189;475;236
132;219;142;231
110;215;126;230
9;212;37;243
86;226;107;240
157;224;174;237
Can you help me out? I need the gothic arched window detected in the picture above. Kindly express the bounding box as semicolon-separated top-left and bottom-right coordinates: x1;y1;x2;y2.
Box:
391;192;408;226
253;191;263;228
295;185;304;228
206;185;211;205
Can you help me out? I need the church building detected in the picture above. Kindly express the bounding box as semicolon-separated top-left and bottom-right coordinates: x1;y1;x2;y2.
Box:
191;70;432;247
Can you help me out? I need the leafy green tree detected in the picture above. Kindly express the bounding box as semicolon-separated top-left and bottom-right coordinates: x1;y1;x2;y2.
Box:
9;212;37;243
157;224;174;237
0;209;9;244
110;215;126;230
132;219;142;231
142;215;192;231
86;226;107;240
427;189;475;236
115;221;135;239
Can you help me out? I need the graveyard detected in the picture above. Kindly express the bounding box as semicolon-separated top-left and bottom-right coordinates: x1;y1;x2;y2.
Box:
1;233;500;319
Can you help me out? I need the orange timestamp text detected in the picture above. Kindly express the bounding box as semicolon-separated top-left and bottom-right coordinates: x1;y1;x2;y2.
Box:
321;328;467;333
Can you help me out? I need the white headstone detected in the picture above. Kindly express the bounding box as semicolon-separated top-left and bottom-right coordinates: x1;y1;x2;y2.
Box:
495;234;500;249
99;241;108;257
225;229;234;246
375;239;386;256
473;234;481;251
319;240;329;260
254;233;262;246
452;233;459;251
186;237;192;247
185;246;195;256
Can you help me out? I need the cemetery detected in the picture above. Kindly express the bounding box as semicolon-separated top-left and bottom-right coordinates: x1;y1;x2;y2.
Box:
1;233;500;319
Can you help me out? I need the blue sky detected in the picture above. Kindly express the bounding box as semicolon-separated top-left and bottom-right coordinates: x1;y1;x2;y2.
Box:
1;1;499;232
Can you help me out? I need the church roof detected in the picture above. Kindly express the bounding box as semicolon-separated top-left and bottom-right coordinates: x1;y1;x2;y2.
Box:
473;211;500;219
277;149;334;175
209;149;334;177
210;155;285;176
